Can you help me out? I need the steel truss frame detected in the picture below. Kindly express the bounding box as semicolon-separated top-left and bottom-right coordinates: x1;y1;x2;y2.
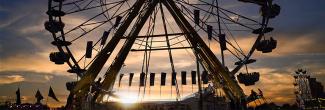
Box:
71;0;247;108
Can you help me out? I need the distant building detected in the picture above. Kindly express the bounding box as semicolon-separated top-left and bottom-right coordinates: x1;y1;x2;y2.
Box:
293;69;325;109
308;77;325;98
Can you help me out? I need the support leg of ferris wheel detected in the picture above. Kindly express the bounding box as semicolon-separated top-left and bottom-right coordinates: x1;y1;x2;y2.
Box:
162;0;246;107
98;0;160;100
72;0;147;97
71;0;247;108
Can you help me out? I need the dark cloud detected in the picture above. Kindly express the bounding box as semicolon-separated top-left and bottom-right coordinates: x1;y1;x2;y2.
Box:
271;0;325;34
0;70;75;93
0;0;51;59
0;30;40;59
269;0;325;55
252;54;325;71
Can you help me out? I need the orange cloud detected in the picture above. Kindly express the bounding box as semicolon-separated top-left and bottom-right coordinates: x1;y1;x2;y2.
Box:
0;75;25;84
240;67;296;105
0;53;69;74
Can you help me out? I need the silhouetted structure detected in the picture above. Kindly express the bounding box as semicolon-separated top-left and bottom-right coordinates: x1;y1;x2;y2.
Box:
48;86;60;102
308;78;325;98
293;69;325;109
16;88;21;105
35;90;44;104
237;72;260;86
45;0;281;109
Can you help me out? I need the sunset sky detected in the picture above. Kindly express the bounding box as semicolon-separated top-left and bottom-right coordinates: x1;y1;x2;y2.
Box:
1;0;325;108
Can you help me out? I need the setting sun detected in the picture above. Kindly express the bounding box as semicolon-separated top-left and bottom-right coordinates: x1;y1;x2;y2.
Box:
119;97;138;104
118;93;138;104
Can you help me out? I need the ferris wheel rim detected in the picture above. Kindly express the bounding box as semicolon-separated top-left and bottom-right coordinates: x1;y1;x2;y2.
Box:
47;0;273;78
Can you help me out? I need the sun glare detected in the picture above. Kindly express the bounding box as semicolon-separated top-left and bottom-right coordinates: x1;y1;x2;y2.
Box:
115;92;139;104
119;96;138;104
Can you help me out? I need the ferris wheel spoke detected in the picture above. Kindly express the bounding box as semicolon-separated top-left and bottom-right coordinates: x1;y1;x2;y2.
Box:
165;16;197;60
207;22;260;26
82;20;109;26
218;8;261;25
108;1;127;22
196;0;262;25
176;3;203;33
170;39;188;47
62;2;126;37
178;0;261;25
137;6;159;50
177;0;256;30
53;0;87;8
213;29;251;32
70;14;128;42
125;0;132;8
226;48;243;60
177;4;248;58
83;0;97;9
64;0;97;15
208;10;247;55
219;15;247;56
67;9;126;68
76;28;114;68
65;0;126;14
176;6;246;62
200;1;215;28
66;9;129;42
219;9;256;29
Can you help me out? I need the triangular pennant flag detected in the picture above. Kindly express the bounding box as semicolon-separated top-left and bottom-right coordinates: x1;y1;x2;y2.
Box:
48;86;60;102
35;89;43;104
16;88;21;104
35;90;43;99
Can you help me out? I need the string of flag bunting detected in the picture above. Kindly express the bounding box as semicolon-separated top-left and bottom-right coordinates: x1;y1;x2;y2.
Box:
117;71;210;87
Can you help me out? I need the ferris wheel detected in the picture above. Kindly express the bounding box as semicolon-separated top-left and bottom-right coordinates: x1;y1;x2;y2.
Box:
45;0;280;108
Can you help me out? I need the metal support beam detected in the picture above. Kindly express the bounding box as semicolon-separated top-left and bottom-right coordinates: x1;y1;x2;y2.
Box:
72;0;146;96
70;0;247;107
159;0;180;100
121;32;186;39
162;0;246;106
195;47;204;110
98;0;160;100
131;47;192;51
